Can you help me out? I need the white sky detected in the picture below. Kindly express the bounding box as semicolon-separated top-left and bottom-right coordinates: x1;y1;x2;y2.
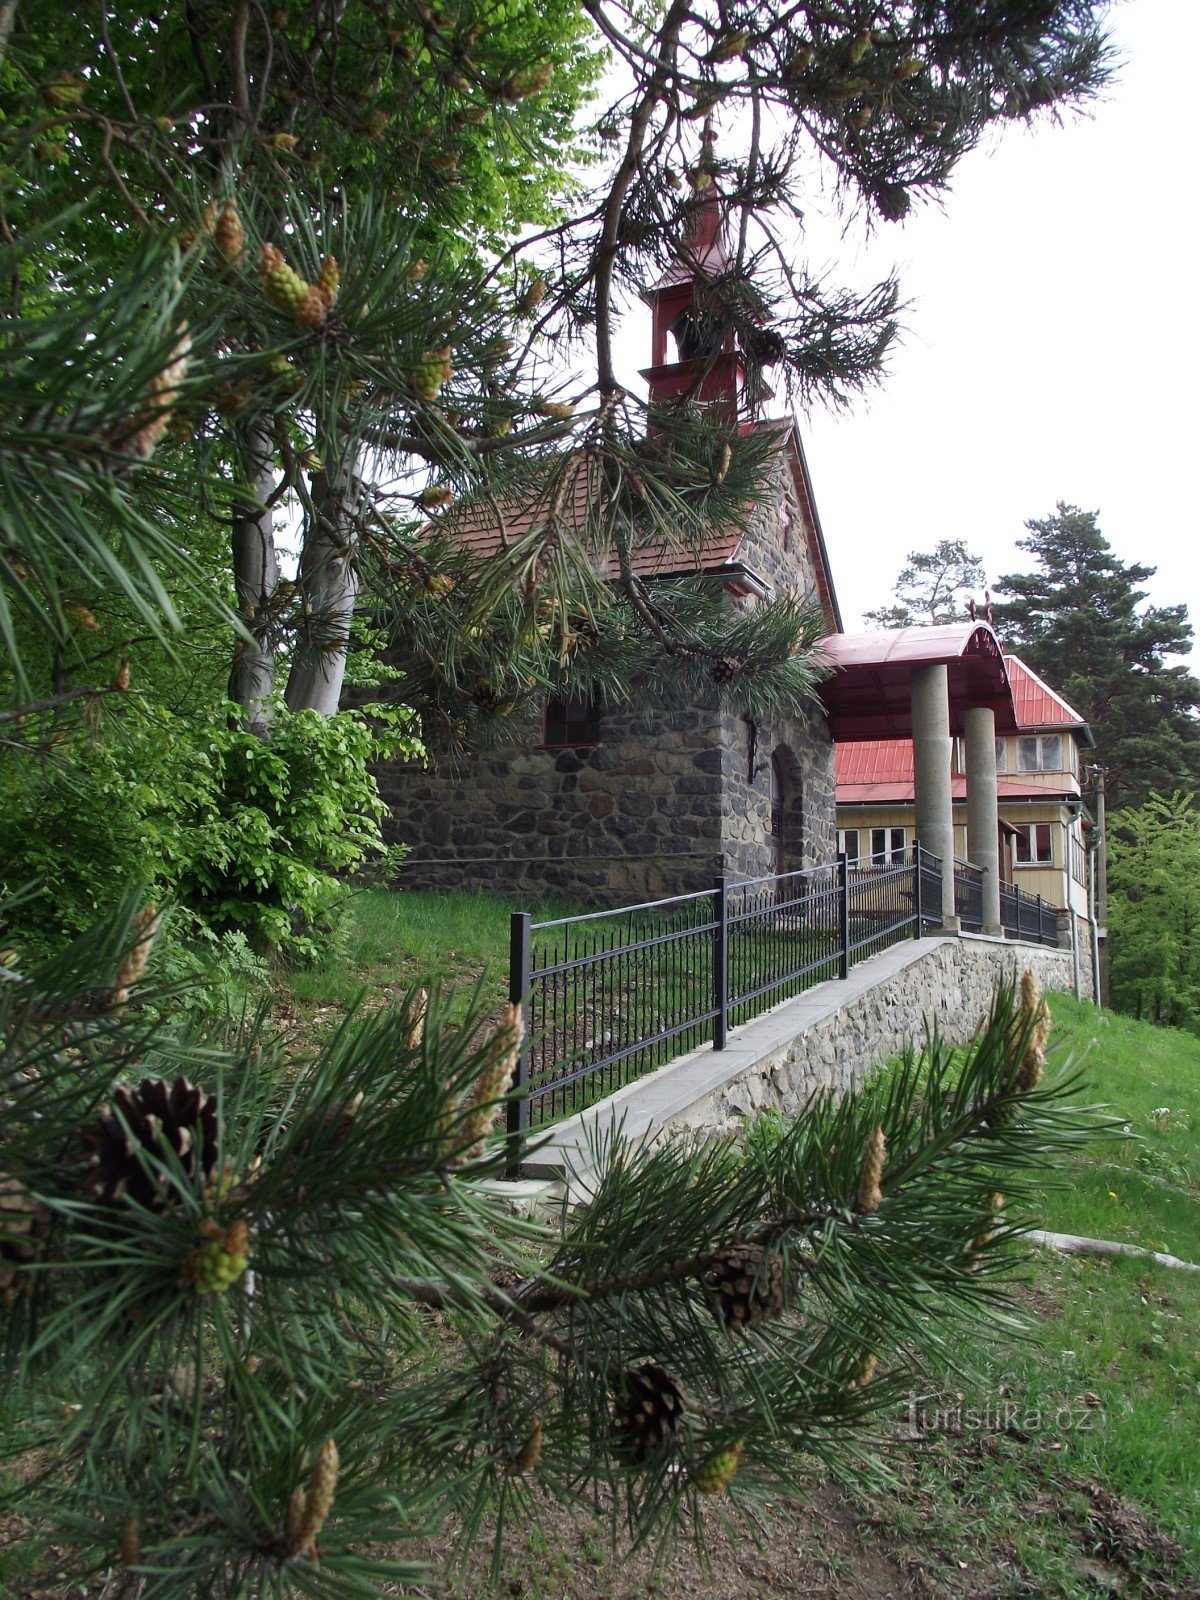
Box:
609;0;1200;658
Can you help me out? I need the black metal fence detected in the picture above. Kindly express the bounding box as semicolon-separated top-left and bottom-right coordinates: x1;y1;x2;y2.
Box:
953;858;984;933
1000;881;1060;947
507;846;1061;1147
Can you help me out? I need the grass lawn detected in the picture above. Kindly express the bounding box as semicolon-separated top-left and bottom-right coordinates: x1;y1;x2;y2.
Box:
275;887;572;1041
850;993;1200;1599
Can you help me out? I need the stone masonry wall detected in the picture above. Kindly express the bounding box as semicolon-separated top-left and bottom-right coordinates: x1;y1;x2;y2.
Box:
378;700;729;903
378;432;838;904
667;935;1089;1141
716;702;836;881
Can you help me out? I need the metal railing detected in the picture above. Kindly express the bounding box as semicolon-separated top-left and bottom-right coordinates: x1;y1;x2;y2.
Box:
508;845;936;1144
953;858;984;933
999;881;1059;947
506;844;1061;1153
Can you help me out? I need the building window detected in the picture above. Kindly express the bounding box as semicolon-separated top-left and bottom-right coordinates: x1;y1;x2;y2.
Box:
995;739;1008;774
1014;823;1053;865
1017;734;1064;773
542;693;601;747
838;828;860;863
871;826;906;864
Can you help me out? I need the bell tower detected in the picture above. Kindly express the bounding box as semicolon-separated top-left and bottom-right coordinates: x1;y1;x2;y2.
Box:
639;126;760;417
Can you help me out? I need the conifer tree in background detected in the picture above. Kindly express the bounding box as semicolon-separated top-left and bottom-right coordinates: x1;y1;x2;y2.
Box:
0;2;1125;1593
993;503;1200;808
863;538;986;629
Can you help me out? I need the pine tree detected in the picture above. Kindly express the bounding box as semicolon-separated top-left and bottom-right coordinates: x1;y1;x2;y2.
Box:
1;906;1114;1595
993;504;1200;807
863;539;986;628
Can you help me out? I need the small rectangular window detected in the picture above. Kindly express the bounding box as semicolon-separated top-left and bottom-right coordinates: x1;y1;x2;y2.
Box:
1040;734;1062;771
1014;824;1054;865
838;829;860;862
890;827;905;859
871;827;886;863
542;693;601;747
995;739;1008;774
1018;736;1040;773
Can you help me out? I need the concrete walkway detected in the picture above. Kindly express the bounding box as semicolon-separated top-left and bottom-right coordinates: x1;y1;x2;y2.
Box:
520;934;956;1185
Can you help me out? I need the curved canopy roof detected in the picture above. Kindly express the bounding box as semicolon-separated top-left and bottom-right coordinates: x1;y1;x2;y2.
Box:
818;623;1019;741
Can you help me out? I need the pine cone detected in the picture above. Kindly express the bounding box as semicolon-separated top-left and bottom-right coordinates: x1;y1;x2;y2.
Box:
749;327;788;366
294;286;328;331
707;1241;784;1332
0;1173;51;1302
473;681;501;712
711;656;740;685
79;1077;218;1210
694;1440;744;1494
613;1363;683;1461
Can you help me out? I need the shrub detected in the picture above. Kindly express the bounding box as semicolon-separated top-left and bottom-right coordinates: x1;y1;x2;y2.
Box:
0;699;395;960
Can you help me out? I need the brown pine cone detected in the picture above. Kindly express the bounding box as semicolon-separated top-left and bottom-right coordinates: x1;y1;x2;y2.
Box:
79;1077;218;1210
707;1241;785;1331
613;1363;683;1462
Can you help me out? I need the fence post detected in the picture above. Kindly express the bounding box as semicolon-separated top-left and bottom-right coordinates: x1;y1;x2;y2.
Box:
506;912;532;1177
837;851;850;979
713;875;728;1051
1036;893;1044;947
912;840;923;938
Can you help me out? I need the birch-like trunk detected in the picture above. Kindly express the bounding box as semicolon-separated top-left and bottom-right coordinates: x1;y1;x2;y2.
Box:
284;460;360;716
228;421;280;735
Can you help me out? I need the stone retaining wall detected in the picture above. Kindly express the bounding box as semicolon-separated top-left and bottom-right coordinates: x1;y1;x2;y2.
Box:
668;935;1087;1141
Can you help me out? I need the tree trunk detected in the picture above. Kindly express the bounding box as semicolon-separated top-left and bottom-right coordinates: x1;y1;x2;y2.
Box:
284;458;361;716
228;421;280;735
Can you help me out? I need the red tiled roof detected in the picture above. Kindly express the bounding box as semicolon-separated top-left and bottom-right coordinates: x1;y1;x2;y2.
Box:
838;776;1072;805
436;417;842;620
436;454;744;578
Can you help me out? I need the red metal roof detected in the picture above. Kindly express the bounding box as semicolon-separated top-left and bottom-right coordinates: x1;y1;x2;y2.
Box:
834;654;1089;803
838;776;1070;805
1007;656;1091;735
818;623;1018;740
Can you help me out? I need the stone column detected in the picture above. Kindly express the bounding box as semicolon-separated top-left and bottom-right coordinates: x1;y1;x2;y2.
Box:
911;663;957;929
964;704;1002;935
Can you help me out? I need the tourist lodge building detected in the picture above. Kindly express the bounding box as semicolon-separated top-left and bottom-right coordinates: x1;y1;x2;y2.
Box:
835;655;1094;929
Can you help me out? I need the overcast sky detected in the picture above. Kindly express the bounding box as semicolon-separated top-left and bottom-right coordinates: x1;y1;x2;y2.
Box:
612;0;1199;657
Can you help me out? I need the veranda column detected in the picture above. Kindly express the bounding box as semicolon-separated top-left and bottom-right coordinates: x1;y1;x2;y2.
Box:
911;663;958;929
964;704;1002;935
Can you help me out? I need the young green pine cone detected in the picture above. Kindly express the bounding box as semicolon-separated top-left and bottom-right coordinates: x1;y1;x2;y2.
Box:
694;1440;744;1494
411;346;452;400
315;255;340;308
260;243;310;313
183;1220;250;1295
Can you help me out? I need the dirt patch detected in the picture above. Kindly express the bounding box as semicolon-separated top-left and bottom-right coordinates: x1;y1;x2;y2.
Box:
419;1482;914;1600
